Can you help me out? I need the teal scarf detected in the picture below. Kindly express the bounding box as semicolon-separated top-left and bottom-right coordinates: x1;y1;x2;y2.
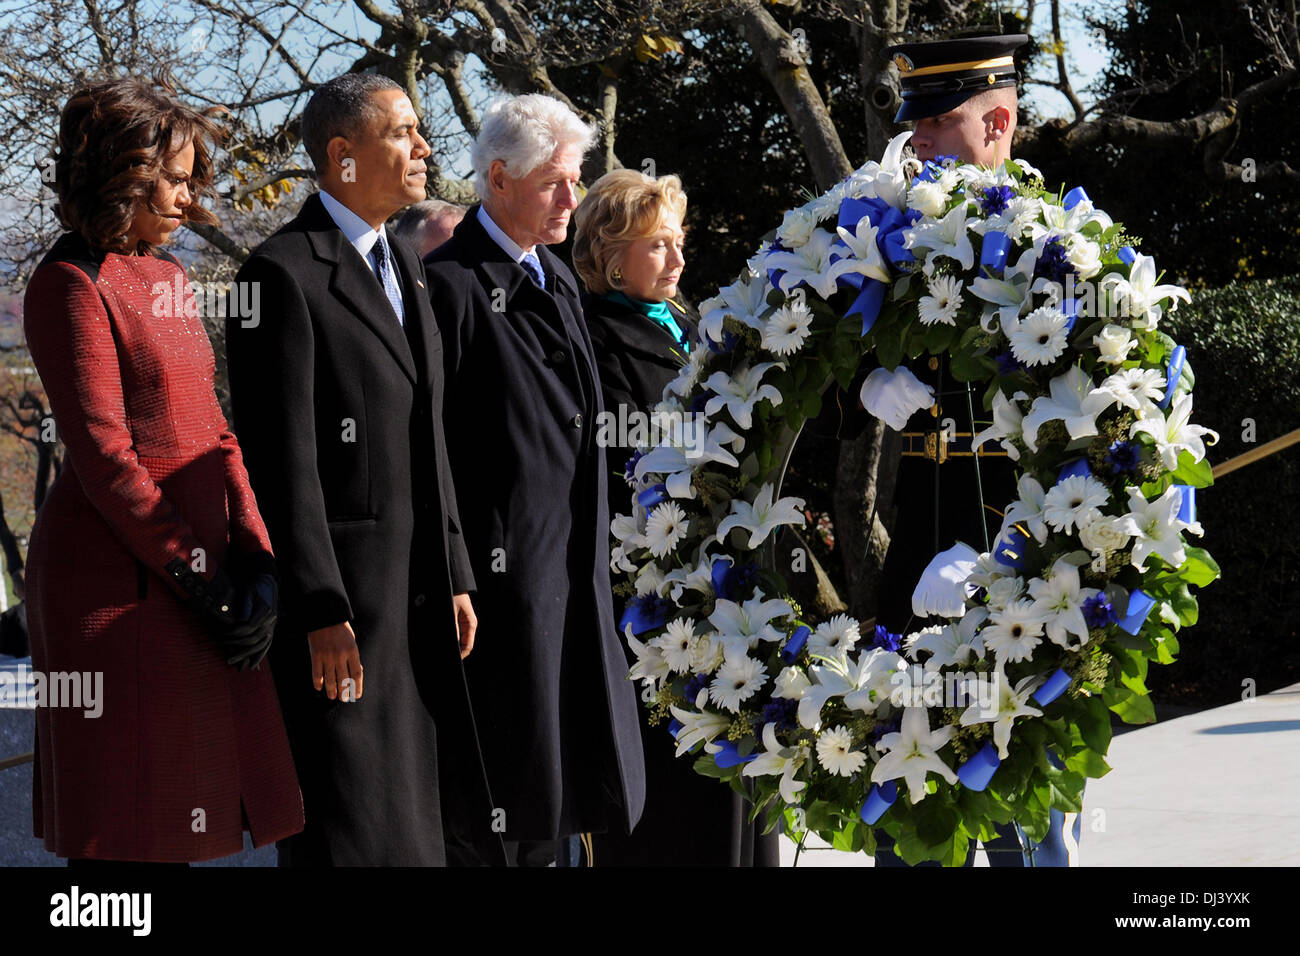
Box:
603;291;689;352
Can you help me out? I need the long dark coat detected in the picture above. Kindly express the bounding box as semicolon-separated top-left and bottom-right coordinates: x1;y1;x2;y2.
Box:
227;194;493;865
422;209;646;847
582;292;780;867
22;234;303;862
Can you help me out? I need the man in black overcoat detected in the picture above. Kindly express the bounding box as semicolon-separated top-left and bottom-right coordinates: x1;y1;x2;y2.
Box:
227;73;493;865
423;94;646;866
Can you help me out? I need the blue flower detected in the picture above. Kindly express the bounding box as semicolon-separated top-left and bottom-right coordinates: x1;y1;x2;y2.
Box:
979;185;1015;216
619;593;672;635
1033;235;1075;286
1105;439;1141;476
995;350;1027;375
1082;594;1117;628
871;715;901;742
623;449;644;488
713;560;759;601
761;697;799;731
872;624;903;653
683;673;709;703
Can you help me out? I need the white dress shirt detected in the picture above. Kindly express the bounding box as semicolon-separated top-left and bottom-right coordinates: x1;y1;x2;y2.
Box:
319;189;405;318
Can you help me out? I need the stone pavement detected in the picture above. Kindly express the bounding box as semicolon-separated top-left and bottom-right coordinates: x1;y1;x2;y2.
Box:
782;681;1300;867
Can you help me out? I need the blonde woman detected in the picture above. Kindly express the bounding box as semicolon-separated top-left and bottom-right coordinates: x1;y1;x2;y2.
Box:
573;169;777;867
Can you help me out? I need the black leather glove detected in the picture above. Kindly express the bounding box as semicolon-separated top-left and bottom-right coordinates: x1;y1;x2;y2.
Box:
165;557;278;670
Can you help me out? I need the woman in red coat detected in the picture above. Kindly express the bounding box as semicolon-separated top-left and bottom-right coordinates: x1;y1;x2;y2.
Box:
22;75;304;864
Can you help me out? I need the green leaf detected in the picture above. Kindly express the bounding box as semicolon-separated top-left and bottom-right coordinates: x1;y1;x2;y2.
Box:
1170;449;1214;488
1180;546;1221;587
1104;683;1156;724
949;350;995;382
1076;694;1113;753
1065;748;1112;779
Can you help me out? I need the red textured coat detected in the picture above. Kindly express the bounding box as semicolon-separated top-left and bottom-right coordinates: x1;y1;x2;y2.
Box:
22;233;304;862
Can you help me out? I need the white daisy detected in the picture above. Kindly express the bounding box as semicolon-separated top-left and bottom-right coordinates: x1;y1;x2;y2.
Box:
644;501;689;557
760;298;814;356
808;614;861;661
1098;367;1166;411
1041;474;1112;534
981;599;1047;663
816;725;868;777
1007;304;1070;367
917;275;964;326
709;655;768;713
652;617;697;673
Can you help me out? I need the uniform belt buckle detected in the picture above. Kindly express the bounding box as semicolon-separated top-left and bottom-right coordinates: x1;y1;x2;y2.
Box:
925;432;948;463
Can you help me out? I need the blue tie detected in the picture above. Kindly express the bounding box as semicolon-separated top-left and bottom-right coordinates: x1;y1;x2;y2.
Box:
370;231;404;326
521;252;545;288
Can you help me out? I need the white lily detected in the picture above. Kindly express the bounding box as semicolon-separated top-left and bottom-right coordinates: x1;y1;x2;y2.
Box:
1130;393;1219;471
958;665;1042;759
707;589;794;660
704;362;784;430
907;606;988;669
763;227;843;300
698;270;771;344
626;631;670;685
658;548;722;602
669;704;731;757
830;215;892;285
968;246;1039;332
905;200;975;272
743;721;809;805
635;419;746;498
870;705;959;802
1021;365;1116;451
1002;473;1049;544
798;652;883;729
715;482;806;548
1028;557;1100;648
1116;485;1196;571
972;389;1028;461
1100;253;1191;330
841;647;908;715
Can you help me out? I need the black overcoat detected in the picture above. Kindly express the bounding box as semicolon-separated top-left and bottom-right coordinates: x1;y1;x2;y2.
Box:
583;292;781;867
423;209;646;845
226;193;494;865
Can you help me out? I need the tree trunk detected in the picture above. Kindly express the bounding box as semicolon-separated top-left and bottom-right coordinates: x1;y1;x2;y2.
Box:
729;0;852;190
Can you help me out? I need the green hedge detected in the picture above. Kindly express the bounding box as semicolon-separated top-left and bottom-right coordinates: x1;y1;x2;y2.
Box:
1156;275;1300;704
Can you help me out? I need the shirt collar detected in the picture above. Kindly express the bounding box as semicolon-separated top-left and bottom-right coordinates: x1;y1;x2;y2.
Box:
476;204;533;263
319;189;386;261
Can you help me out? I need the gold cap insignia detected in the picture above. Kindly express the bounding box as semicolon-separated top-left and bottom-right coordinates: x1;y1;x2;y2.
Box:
893;53;914;74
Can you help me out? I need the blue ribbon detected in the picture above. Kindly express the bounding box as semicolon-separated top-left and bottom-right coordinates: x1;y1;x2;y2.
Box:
992;526;1029;570
619;594;669;636
1032;668;1072;706
1117;588;1156;635
637;483;668;509
1063;186;1090;210
859;780;898;824
1057;458;1091;483
1118;246;1137;266
848;281;887;335
668;718;684;738
1159;345;1185;410
1175;485;1197;525
837;196;917;271
1062;297;1079;333
712;739;758;768
980;231;1013;276
781;625;811;664
956;742;1001;791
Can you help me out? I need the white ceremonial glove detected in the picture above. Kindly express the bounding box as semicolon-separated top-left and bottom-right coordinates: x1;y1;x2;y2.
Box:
859;366;935;431
911;542;981;619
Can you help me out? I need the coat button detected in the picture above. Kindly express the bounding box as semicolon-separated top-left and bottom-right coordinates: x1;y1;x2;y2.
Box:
413;593;426;607
551;349;566;364
571;413;583;428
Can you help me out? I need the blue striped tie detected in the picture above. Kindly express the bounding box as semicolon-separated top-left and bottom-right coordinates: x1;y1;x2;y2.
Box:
521;252;545;288
370;231;404;326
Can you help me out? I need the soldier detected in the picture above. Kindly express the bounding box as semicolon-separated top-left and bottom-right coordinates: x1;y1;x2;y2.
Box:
870;32;1081;867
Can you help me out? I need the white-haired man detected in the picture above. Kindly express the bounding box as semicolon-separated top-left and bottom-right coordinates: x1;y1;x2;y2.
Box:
424;93;646;867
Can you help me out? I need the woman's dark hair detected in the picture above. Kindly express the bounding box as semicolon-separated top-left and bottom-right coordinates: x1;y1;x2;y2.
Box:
51;72;225;253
